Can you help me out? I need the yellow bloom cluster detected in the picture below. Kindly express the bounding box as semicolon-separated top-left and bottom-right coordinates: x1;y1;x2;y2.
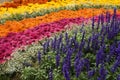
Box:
0;0;119;19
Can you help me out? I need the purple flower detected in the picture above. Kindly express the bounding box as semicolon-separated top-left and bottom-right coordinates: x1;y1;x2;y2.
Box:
62;63;71;80
100;14;104;26
38;51;41;63
43;42;46;54
74;50;84;78
99;64;107;80
110;58;120;73
91;34;100;50
75;59;84;77
80;23;84;32
86;36;91;51
56;53;60;67
116;44;120;55
88;69;95;78
84;58;90;71
92;17;95;30
96;46;105;67
81;31;85;42
48;69;53;80
97;15;101;30
79;40;85;51
117;74;120;80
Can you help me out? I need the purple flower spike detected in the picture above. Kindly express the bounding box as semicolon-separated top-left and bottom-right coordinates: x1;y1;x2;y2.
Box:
56;53;60;67
48;69;53;80
88;69;95;78
38;51;41;63
92;17;95;30
99;64;107;80
117;74;120;80
96;46;105;67
84;58;90;71
62;64;71;80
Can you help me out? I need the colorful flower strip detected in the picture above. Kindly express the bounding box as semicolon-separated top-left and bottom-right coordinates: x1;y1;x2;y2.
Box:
0;22;91;74
0;0;120;20
0;8;120;37
1;12;120;79
0;0;120;8
0;0;84;19
0;0;49;8
0;17;87;64
0;6;119;25
1;14;120;64
0;5;120;25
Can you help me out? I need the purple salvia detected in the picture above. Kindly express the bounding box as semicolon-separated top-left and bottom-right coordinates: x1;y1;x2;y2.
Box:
48;69;53;80
86;36;91;51
117;74;120;80
73;30;77;40
61;43;65;53
74;51;83;77
84;58;90;71
113;8;117;19
38;51;41;63
115;43;120;55
106;11;109;23
56;52;60;67
100;35;105;46
91;34;100;50
81;31;85;42
80;23;84;32
65;48;74;68
107;12;111;23
92;17;95;30
97;77;101;80
106;43;116;62
79;40;85;51
56;39;61;51
74;51;82;65
110;55;120;73
106;11;111;24
75;59;84;77
62;63;71;80
65;32;69;41
100;14;104;26
46;40;50;52
97;15;101;30
74;41;79;51
65;32;70;45
43;42;46;54
88;69;95;79
96;46;105;67
53;36;57;51
99;64;107;80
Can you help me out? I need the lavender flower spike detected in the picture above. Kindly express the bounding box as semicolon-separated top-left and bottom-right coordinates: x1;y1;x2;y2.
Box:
38;51;41;63
117;74;120;80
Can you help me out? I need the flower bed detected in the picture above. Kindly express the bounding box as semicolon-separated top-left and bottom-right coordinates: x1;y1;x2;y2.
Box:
0;8;120;80
0;0;120;80
0;8;120;37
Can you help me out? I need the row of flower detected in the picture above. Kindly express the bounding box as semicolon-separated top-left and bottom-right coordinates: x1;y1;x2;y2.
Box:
0;0;120;23
0;8;119;64
1;0;120;8
1;8;120;37
0;16;89;64
0;9;120;80
0;0;49;8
